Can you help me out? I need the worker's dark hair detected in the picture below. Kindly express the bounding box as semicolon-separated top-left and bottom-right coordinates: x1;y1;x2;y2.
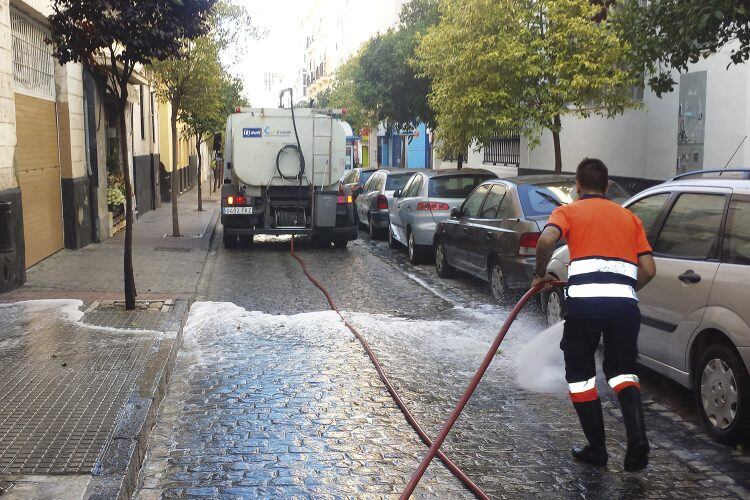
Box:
576;158;609;193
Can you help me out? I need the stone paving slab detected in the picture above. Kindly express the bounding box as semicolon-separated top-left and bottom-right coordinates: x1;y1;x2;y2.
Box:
0;188;218;301
135;303;471;499
0;299;187;499
152;229;750;499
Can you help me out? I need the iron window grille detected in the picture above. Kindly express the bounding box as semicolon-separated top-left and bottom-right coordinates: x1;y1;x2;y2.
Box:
10;8;55;101
484;130;521;166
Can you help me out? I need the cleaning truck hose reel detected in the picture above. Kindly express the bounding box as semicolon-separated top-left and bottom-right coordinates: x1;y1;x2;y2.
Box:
276;144;305;181
277;88;307;182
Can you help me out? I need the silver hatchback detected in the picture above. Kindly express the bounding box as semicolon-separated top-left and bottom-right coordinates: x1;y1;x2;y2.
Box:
544;171;750;443
388;169;496;263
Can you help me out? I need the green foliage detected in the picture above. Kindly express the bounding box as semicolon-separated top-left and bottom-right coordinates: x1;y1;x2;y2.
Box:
178;38;225;143
615;0;750;96
324;54;375;133
322;0;439;132
415;0;640;169
49;0;217;72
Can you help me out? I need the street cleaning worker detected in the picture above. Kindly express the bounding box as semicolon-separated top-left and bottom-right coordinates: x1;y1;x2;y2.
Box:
532;158;656;471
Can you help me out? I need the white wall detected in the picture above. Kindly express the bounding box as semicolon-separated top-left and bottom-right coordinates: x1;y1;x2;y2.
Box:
131;82;159;158
55;62;87;179
0;0;17;192
523;43;750;181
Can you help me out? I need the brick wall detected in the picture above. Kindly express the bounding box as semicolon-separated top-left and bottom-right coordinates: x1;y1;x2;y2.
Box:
0;0;17;192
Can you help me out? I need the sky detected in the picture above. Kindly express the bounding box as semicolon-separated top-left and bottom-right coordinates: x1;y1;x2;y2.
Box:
230;0;306;107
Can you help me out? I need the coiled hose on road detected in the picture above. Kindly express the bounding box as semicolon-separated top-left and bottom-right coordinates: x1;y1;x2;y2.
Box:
290;236;562;499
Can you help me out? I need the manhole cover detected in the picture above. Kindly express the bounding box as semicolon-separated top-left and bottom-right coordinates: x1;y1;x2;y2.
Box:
94;300;172;312
154;247;192;253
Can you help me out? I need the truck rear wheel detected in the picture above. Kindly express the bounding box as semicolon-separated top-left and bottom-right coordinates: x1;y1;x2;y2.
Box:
238;235;253;248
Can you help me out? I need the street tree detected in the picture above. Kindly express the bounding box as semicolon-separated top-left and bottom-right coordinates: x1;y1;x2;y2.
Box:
48;0;216;310
152;0;256;234
178;40;225;212
416;0;639;173
337;0;438;133
322;54;376;134
616;0;750;96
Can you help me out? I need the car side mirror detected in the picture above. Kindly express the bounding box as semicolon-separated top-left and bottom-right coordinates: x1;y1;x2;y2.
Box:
450;208;461;218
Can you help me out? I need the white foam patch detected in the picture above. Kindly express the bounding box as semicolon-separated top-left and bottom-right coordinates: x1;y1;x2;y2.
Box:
0;299;85;323
0;299;162;335
403;272;459;306
183;301;346;365
514;321;567;394
184;301;568;394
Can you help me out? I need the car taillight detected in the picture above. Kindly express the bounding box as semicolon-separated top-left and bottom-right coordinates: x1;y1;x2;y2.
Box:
416;202;450;211
376;194;388;210
225;196;246;206
337;195;353;204
518;232;541;256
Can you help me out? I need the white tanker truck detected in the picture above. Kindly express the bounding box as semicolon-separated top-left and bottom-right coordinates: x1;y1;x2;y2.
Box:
220;91;357;249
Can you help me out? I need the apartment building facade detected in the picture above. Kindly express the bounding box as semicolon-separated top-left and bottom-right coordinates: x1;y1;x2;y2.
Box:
0;0;163;292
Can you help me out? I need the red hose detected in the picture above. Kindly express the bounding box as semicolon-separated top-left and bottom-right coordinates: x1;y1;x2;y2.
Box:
401;280;565;499
290;237;489;499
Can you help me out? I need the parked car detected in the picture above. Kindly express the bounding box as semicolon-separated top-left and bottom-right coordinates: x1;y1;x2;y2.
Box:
356;168;414;238
389;169;497;263
433;175;629;299
339;167;378;202
544;169;750;443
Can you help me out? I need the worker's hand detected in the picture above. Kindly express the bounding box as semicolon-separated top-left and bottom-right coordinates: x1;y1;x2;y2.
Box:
531;273;556;291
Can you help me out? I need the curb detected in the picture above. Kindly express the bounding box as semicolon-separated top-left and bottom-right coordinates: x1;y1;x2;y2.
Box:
84;207;218;499
82;306;187;500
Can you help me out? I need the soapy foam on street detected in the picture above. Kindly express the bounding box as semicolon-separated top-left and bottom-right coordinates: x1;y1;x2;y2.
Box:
514;321;568;394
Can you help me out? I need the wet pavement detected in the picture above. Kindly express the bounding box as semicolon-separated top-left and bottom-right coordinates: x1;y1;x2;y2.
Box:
137;227;750;499
0;299;187;499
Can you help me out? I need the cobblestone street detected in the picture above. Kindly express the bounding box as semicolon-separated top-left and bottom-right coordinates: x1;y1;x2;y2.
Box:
136;228;750;499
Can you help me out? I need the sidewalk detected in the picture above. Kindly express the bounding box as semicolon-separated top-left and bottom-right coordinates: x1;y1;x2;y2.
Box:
0;187;219;499
1;187;218;303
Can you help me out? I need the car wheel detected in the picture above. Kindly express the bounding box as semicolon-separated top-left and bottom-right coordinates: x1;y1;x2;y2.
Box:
695;341;750;444
489;260;507;300
223;231;237;249
545;287;566;326
435;240;455;278
388;226;400;249
408;231;423;265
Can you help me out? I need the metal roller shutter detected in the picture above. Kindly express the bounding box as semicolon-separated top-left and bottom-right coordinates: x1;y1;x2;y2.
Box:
11;8;63;267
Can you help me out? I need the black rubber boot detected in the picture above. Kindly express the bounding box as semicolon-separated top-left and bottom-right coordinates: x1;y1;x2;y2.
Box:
571;398;608;466
618;386;649;472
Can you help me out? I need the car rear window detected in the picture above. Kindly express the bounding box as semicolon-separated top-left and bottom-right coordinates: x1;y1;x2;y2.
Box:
428;174;494;198
516;180;627;216
517;182;574;216
360;170;375;186
386;173;412;191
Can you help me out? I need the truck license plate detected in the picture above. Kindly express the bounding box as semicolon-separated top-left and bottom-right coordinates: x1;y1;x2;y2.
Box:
223;207;253;215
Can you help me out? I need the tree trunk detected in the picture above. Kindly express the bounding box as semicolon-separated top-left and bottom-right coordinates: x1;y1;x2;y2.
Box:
117;101;137;310
170;106;181;237
457;152;464;170
196;135;203;212
552;114;562;174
